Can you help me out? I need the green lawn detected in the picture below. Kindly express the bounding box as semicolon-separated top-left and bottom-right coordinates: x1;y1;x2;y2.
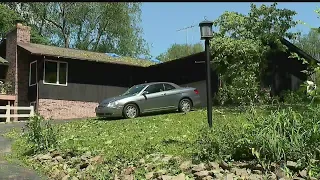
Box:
48;108;249;160
6;105;320;179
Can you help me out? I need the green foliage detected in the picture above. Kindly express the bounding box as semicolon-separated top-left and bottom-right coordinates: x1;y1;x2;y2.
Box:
24;115;58;153
4;2;150;58
156;43;204;62
0;3;21;39
0;3;49;44
211;3;299;105
194;105;320;173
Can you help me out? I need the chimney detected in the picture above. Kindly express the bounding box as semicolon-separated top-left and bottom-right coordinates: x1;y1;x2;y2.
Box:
5;23;31;109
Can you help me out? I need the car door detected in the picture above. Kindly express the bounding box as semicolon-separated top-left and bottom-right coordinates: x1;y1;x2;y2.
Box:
163;83;180;108
140;83;167;112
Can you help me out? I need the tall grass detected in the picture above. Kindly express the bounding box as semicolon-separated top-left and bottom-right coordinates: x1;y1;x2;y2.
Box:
194;104;320;172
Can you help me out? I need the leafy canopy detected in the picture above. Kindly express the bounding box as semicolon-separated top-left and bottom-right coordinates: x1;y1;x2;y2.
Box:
156;43;204;62
211;3;299;105
0;3;49;45
4;2;150;58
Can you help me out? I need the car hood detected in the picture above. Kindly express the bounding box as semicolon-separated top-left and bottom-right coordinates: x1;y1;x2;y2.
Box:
99;94;133;105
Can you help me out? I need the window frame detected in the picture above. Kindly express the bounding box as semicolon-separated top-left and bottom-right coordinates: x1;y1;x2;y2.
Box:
29;60;37;87
43;59;68;86
145;83;164;94
163;83;176;91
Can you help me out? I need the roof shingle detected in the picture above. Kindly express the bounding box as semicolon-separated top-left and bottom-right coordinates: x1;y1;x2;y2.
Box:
18;42;155;67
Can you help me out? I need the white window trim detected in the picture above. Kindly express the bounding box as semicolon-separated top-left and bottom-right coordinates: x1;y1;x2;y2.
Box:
29;60;37;87
43;59;68;86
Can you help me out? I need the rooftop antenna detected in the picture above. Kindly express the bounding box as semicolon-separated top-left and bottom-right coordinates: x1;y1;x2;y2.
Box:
176;24;197;45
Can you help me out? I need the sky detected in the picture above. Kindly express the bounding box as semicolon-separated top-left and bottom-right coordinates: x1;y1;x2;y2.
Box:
141;2;320;58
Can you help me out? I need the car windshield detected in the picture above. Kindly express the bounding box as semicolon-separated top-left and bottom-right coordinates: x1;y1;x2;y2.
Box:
122;84;147;96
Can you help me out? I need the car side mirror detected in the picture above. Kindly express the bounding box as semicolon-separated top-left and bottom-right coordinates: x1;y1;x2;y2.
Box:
142;91;148;95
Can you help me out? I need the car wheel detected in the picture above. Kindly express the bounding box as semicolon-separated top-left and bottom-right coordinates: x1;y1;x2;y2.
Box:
178;98;192;113
123;104;139;119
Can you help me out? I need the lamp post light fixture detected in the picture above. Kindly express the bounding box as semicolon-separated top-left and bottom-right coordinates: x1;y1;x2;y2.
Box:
199;20;214;128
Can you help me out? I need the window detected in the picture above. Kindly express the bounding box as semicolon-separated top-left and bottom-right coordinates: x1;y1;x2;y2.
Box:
145;84;164;94
164;83;176;91
29;61;37;86
43;60;68;86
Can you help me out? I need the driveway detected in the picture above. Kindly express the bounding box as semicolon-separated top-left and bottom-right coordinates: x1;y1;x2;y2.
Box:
0;119;87;180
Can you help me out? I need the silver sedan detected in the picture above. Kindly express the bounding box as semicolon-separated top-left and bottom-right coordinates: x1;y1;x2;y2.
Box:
95;82;201;119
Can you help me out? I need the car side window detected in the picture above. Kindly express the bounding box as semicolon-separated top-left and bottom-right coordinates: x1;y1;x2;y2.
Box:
145;84;164;94
164;83;176;91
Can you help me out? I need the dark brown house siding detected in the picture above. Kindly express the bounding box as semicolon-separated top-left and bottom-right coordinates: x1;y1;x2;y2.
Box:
37;56;144;102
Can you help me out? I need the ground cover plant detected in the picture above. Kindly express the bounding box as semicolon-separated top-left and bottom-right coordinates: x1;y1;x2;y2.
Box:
4;104;320;179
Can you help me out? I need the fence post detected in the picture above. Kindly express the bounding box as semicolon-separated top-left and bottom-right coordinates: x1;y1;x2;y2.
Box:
30;105;35;117
5;105;10;122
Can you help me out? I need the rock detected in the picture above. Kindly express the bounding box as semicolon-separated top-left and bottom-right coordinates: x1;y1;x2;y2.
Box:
38;153;52;160
275;168;286;179
62;175;70;180
124;167;135;175
201;176;213;180
124;174;134;180
299;169;307;178
192;163;206;172
161;175;174;180
253;169;262;174
55;156;64;162
114;174;119;180
71;177;79;180
225;173;235;180
293;177;305;180
231;168;248;177
286;161;298;170
139;158;146;164
194;171;210;178
219;161;229;170
248;174;263;180
208;162;220;170
179;161;192;171
145;172;154;180
268;172;277;180
50;151;60;158
162;155;173;163
172;173;185;180
155;169;167;176
89;155;103;164
214;173;224;179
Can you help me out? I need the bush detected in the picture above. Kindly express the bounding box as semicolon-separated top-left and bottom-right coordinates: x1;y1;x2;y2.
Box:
194;105;320;171
24;115;58;153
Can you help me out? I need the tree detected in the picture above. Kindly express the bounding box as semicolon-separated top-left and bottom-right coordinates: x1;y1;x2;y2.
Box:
4;2;150;58
156;43;204;62
211;3;299;105
0;3;49;45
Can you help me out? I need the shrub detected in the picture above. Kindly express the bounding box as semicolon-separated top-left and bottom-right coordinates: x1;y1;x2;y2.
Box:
194;105;320;171
24;115;58;153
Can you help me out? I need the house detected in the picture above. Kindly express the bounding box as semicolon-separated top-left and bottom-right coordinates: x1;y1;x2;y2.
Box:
0;23;318;120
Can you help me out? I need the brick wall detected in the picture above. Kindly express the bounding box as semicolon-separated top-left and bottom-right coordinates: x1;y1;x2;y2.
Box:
38;99;98;120
5;23;31;107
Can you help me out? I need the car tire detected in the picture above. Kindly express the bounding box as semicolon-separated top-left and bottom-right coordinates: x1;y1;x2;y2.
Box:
178;98;192;113
123;103;139;119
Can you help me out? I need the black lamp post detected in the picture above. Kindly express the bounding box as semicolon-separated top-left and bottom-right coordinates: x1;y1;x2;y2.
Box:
199;20;214;128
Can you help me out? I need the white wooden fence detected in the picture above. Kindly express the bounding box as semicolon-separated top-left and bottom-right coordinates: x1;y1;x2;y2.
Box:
0;105;35;122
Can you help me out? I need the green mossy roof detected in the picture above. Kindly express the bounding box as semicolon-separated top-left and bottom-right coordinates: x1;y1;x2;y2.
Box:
18;42;155;67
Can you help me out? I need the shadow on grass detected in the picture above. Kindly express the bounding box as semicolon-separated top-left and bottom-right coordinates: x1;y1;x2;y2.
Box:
95;109;199;121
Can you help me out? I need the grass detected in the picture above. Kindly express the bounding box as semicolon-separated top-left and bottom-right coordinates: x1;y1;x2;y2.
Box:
5;104;320;179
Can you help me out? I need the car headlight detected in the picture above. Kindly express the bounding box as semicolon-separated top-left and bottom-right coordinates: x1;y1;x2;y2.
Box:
107;101;119;108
